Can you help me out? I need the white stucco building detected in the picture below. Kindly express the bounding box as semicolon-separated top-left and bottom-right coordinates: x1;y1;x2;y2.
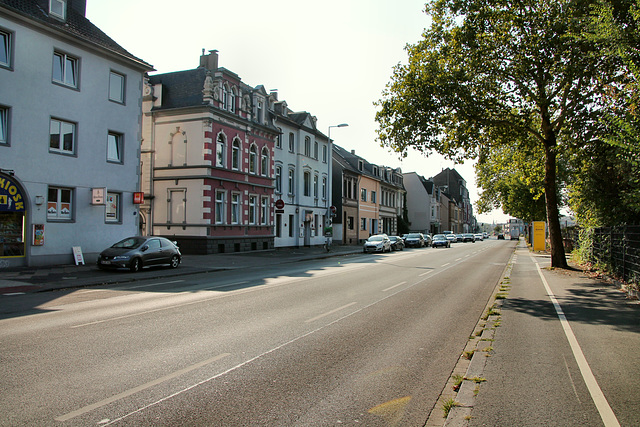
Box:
0;0;152;266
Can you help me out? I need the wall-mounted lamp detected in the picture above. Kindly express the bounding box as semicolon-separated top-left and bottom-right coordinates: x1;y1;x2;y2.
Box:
35;196;44;205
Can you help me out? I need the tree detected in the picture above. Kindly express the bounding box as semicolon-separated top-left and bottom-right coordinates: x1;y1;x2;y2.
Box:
375;0;626;268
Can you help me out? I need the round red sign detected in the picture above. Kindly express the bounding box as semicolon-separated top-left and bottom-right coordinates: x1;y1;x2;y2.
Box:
275;199;285;209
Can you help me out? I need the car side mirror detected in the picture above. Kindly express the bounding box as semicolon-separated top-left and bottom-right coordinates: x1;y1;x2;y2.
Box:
141;245;149;252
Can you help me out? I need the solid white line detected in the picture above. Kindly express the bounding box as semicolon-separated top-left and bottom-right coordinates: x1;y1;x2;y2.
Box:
382;281;407;292
419;271;433;277
441;263;450;267
305;302;357;323
533;259;620;427
55;353;230;422
124;280;185;290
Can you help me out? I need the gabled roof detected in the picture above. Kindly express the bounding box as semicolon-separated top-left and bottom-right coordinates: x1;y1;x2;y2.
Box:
148;68;208;109
333;144;378;179
0;0;153;70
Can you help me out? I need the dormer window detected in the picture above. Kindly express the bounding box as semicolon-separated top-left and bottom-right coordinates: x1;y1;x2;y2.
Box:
50;0;67;20
256;100;263;124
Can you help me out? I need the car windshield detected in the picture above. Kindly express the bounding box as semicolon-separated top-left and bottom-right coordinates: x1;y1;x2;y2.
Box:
389;236;398;241
111;237;145;249
433;235;446;240
368;236;385;242
406;233;421;238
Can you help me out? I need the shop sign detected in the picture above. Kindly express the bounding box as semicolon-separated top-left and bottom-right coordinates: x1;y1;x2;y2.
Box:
0;175;25;212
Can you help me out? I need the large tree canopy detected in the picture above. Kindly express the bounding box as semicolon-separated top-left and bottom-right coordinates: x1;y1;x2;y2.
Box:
376;0;627;268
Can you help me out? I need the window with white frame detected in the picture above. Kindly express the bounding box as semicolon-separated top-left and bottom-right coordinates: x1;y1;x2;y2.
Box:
303;171;311;197
222;85;229;110
288;168;295;195
361;188;367;202
232;138;241;170
168;189;186;224
322;144;327;163
256;100;263;123
0;105;8;145
53;50;78;88
109;71;125;103
107;131;123;163
261;197;269;225
314;141;318;159
322;177;327;199
49;0;66;20
249;195;257;224
231;193;240;224
1;29;13;69
304;136;311;157
215;191;225;224
275;165;282;193
47;186;72;220
105;192;120;223
216;133;226;168
288;133;295;152
49;118;75;154
249;145;257;174
276;128;282;149
361;217;367;231
313;175;318;199
261;146;269;176
371;191;377;204
229;88;236;112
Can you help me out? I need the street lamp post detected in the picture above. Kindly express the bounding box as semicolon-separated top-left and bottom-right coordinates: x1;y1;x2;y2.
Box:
325;123;348;250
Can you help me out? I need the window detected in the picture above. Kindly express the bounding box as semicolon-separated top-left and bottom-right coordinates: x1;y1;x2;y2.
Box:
275;166;282;193
49;118;75;154
348;216;354;230
304;136;311;157
229;88;236;113
249;196;257;224
289;214;294;237
288;169;295;195
261;197;269;225
109;71;125;103
314;141;318;159
276;128;282;149
256;100;263;123
47;187;72;220
361;217;367;231
107;132;123;163
289;133;295;152
53;51;78;88
216;134;226;167
358;160;363;171
322;177;327;199
105;192;120;223
222;85;228;110
0;105;8;145
231;193;240;224
215;191;225;224
361;188;367;202
168;189;186;224
322;145;328;163
50;0;66;20
232;138;241;170
303;171;311;197
313;175;318;199
261;147;269;176
371;191;377;204
249;145;257;174
1;29;13;69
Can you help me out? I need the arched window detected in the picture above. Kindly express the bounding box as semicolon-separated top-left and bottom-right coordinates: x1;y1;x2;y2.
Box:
261;147;269;176
304;136;311;156
222;85;228;110
232;138;241;170
249;144;258;174
229;87;236;112
216;133;226;167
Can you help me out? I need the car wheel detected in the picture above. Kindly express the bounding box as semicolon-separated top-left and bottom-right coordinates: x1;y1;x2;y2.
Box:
170;255;180;268
129;258;142;272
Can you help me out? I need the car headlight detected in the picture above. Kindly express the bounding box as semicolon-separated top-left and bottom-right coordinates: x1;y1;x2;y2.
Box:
113;255;131;261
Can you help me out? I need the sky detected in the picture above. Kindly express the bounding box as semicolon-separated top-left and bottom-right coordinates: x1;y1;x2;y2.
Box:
86;0;510;224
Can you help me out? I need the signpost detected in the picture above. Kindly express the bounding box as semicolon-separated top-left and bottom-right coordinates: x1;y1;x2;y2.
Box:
533;221;546;251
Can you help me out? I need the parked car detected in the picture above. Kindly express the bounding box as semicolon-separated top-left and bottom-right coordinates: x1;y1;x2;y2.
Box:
445;233;457;243
404;233;426;248
388;235;405;251
462;233;476;242
497;233;505;240
432;234;451;248
423;234;433;247
97;236;182;272
456;234;465;243
363;234;392;253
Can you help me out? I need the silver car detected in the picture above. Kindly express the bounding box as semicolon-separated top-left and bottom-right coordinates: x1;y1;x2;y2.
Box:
363;234;392;253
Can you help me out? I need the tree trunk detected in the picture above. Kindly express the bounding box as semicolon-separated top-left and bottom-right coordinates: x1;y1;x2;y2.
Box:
543;141;568;269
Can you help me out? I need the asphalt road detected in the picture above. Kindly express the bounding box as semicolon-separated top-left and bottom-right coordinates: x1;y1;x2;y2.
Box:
0;240;514;426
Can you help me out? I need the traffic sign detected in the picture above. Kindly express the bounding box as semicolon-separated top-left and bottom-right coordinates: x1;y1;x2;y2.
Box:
275;199;285;209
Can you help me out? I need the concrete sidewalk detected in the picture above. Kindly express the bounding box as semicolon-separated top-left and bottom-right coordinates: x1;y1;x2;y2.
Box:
0;245;364;295
446;241;640;426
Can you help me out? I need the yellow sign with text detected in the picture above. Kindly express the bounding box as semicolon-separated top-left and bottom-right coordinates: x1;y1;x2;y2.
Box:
533;221;546;251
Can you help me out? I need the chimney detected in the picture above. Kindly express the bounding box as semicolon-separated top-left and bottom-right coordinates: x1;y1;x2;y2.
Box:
199;50;219;71
351;150;356;155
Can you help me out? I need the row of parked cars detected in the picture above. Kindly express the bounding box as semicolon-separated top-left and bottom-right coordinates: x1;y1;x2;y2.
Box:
363;231;489;253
